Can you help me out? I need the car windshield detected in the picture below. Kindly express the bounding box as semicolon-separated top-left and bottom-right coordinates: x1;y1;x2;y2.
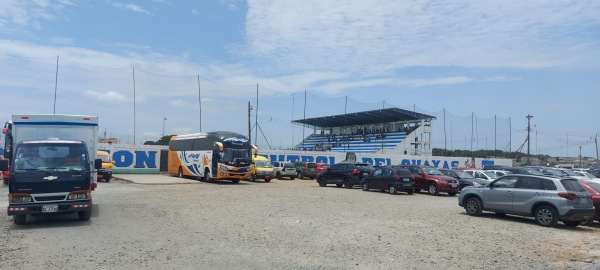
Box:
424;167;443;175
455;171;473;178
99;155;111;163
483;171;499;179
255;160;272;168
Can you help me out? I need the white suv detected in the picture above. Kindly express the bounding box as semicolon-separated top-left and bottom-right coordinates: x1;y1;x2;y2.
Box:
273;162;296;180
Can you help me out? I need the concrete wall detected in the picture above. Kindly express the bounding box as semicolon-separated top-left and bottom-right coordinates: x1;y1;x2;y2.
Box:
98;144;167;174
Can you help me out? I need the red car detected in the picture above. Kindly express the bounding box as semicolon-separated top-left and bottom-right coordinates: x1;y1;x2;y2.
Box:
398;165;460;196
579;180;600;225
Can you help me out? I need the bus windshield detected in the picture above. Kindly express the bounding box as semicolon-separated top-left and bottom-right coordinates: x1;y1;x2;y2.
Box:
220;148;251;165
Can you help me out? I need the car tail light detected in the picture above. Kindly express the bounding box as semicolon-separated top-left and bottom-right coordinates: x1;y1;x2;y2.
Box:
352;169;360;175
557;192;577;200
395;175;400;181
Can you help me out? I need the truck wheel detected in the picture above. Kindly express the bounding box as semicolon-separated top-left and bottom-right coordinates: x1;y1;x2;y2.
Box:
78;210;92;221
428;183;439;196
105;177;111;183
13;215;26;225
265;178;271;183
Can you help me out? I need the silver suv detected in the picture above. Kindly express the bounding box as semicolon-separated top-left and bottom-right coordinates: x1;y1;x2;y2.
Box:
458;174;594;227
272;162;296;180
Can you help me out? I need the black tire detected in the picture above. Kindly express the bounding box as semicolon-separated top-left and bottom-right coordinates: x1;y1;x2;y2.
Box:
204;170;213;183
447;192;457;196
344;179;352;189
105;177;111;183
534;205;558;227
265;178;271;183
250;175;256;182
231;179;240;184
362;183;369;191
318;178;326;187
563;220;582;227
415;189;421;193
297;171;303;179
276;172;281;179
389;185;397;195
336;183;343;188
290;177;295;180
427;183;439;196
405;188;414;195
78;210;92;221
178;167;184;178
309;176;314;180
13;215;26;225
464;197;483;216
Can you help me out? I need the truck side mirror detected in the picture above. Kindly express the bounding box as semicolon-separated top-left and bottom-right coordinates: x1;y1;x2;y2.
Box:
94;159;102;170
0;159;8;171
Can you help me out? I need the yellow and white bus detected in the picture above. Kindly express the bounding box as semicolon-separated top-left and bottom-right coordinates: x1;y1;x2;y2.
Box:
168;131;256;183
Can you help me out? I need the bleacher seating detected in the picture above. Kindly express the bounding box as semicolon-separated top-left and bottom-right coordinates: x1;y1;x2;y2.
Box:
297;132;407;153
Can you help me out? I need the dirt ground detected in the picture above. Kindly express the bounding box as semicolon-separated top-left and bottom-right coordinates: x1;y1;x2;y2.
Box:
1;176;600;270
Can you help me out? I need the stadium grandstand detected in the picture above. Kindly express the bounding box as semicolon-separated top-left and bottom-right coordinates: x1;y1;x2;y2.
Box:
292;108;436;155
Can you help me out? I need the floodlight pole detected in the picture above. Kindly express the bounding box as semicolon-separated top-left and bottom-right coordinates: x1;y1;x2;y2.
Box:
526;114;533;165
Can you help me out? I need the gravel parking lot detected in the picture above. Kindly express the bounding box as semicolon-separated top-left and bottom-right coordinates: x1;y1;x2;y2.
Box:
1;176;600;270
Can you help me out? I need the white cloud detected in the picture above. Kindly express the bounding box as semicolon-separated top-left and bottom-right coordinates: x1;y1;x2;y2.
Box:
245;0;600;71
110;2;152;15
84;90;128;102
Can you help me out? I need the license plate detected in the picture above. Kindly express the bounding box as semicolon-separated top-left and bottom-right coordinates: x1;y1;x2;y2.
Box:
403;178;410;182
580;198;587;204
42;205;58;213
451;183;457;188
363;172;368;175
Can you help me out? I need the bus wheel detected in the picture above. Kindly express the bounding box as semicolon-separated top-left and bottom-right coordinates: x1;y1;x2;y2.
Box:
178;167;184;178
13;215;26;225
204;170;213;183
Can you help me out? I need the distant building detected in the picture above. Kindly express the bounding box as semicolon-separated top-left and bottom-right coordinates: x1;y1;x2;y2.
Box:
99;138;119;144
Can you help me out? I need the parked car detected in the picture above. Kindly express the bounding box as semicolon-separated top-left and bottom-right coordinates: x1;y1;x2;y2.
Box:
294;161;307;179
317;162;368;188
398;165;460;196
272;161;296;180
579;181;600;225
304;162;329;179
458;174;595;227
483;164;510;170
463;170;500;181
589;169;600;178
439;169;488;190
361;166;415;195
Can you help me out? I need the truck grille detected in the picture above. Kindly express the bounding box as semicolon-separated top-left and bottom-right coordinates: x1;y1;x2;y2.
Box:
34;195;66;202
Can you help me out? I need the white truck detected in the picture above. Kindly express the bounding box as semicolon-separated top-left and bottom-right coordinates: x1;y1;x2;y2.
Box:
272;161;296;180
0;114;102;225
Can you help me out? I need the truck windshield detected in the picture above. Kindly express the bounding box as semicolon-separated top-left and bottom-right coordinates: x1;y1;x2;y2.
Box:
255;160;272;168
14;144;87;172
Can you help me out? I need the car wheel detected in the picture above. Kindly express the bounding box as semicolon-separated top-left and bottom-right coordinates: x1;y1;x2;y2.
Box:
534;205;558;227
297;171;303;179
406;188;414;195
276;172;281;179
13;215;26;225
415;189;421;193
582;218;594;226
204;170;213;183
563;220;582;227
389;185;397;195
464;197;483;216
447;192;457;196
344;179;352;189
265;178;271;183
427;183;439;196
78;210;92;221
362;183;369;191
290;177;295;180
309;176;314;180
318;178;326;187
178;167;183;178
336;183;343;188
105;177;111;183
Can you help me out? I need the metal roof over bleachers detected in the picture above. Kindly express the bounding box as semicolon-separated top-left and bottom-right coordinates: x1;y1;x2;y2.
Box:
292;107;436;128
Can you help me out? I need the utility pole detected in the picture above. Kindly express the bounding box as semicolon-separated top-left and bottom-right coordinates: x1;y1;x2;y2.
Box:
162;117;166;138
526;114;533;165
248;101;252;146
596;134;599;169
579;146;582;169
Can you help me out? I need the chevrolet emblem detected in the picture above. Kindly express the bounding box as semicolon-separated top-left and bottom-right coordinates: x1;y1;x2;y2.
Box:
43;176;58;181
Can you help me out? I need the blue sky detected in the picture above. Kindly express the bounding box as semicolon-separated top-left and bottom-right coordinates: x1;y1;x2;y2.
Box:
0;0;599;158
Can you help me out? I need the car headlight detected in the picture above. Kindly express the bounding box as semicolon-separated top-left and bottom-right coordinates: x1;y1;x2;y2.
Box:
440;180;448;184
472;182;480;186
68;190;91;200
10;196;32;203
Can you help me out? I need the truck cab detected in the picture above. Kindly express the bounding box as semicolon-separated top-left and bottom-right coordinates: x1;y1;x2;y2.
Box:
249;155;273;182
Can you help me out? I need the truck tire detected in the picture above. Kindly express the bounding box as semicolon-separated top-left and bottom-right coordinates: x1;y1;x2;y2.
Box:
78;210;92;221
13;215;26;225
